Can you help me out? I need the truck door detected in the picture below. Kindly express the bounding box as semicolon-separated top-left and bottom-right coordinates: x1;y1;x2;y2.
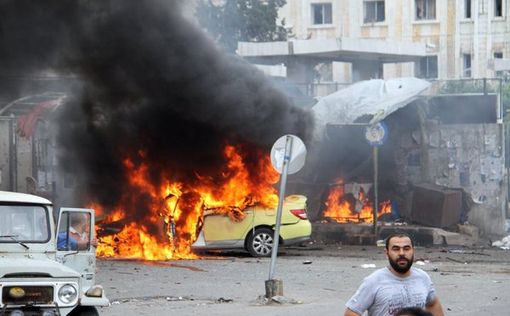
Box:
56;208;96;291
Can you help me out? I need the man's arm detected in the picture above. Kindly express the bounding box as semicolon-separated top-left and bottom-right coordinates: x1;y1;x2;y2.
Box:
76;238;98;250
426;297;444;316
76;239;89;250
344;308;361;316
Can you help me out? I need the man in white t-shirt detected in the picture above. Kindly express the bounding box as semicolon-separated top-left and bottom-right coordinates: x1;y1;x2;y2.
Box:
344;233;444;316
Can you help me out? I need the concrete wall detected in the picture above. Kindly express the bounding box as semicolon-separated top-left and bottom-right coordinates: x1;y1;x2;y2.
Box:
0;119;11;191
0;117;35;194
16;135;32;193
395;118;506;236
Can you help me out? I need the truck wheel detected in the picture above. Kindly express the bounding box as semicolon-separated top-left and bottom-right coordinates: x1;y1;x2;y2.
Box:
247;228;275;257
70;306;99;316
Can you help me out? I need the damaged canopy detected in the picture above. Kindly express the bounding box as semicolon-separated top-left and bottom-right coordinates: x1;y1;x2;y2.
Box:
311;77;431;141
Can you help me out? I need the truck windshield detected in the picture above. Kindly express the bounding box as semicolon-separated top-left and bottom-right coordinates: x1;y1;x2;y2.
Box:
0;205;50;242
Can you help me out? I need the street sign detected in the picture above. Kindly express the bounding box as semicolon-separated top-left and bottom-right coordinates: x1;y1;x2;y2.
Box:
364;122;388;234
365;122;388;147
270;135;306;174
266;134;307;293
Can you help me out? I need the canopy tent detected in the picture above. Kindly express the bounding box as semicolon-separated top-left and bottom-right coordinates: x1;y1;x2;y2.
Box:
311;77;431;141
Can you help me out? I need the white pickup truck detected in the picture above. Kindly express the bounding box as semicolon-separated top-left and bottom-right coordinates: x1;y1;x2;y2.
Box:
0;190;109;315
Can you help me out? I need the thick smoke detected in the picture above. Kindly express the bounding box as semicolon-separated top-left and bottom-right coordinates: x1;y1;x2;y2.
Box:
0;0;314;207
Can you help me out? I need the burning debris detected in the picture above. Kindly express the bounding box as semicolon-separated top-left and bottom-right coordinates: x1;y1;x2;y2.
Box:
94;144;281;259
323;179;392;224
0;1;314;259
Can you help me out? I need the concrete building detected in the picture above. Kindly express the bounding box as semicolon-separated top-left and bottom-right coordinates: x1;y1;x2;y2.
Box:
0;76;76;210
238;0;510;88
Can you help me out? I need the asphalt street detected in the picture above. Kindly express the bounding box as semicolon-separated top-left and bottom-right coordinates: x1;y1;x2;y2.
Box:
95;243;510;315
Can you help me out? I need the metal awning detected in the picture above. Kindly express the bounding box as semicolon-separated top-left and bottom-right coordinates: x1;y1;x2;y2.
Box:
0;93;65;117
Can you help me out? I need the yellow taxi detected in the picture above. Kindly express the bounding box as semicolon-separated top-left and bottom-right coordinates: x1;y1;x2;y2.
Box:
192;195;312;257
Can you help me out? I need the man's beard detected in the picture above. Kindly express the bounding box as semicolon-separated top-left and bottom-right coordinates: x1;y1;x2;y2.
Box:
389;255;413;274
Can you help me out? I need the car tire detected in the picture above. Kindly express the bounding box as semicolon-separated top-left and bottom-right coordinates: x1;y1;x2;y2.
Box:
247;227;276;257
69;306;99;316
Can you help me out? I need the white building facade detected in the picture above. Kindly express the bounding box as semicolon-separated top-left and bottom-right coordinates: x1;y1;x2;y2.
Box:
240;0;510;84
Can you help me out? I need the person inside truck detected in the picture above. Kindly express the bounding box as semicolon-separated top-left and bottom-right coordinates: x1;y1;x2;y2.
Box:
57;213;97;250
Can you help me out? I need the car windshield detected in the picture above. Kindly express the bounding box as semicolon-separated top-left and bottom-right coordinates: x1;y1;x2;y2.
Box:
0;205;50;242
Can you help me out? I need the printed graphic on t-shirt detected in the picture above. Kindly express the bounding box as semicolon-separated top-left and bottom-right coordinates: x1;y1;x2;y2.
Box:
380;284;427;315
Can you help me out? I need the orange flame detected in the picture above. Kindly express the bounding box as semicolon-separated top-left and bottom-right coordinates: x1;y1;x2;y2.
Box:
323;180;392;223
93;144;279;260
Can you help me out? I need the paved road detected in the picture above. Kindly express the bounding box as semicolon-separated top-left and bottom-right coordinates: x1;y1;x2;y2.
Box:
95;244;510;315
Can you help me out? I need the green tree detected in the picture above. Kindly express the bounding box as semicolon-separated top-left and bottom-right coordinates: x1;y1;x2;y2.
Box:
195;0;288;53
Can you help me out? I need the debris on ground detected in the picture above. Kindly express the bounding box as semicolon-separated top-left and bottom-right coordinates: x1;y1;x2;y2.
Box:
360;263;376;268
492;235;510;250
253;295;303;306
415;258;431;265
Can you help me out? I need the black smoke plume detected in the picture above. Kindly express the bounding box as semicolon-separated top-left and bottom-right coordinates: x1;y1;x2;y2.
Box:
0;0;314;208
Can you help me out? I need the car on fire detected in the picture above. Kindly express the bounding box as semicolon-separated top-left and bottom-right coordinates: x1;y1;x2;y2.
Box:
192;194;312;257
0;190;109;315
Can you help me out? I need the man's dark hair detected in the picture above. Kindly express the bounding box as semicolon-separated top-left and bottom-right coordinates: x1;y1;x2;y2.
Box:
396;307;432;316
385;232;414;250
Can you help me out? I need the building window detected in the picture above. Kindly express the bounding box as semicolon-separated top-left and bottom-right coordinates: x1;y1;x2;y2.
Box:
63;172;75;189
364;0;385;23
494;0;503;17
418;56;438;79
465;0;471;18
494;52;504;77
312;3;332;25
313;62;333;82
416;0;436;20
463;54;472;77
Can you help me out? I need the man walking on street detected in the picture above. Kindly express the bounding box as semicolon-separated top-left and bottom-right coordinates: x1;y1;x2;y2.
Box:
344;232;444;316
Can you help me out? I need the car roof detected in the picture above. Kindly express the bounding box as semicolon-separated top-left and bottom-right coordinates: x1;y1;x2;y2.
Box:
0;190;52;205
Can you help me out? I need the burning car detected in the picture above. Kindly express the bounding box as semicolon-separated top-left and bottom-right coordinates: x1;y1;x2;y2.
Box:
0;190;109;315
192;194;312;257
